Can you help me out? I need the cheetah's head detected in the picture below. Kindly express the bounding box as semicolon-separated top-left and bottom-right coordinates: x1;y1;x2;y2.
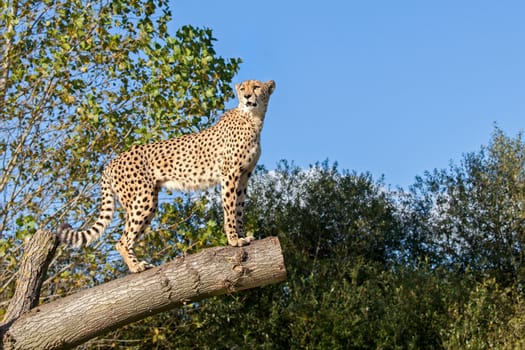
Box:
235;80;276;115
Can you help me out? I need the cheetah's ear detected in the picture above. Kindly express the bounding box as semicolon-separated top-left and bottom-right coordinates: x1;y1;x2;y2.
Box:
266;80;276;95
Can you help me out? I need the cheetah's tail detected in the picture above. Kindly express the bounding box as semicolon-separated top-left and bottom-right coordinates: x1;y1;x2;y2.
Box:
57;170;115;247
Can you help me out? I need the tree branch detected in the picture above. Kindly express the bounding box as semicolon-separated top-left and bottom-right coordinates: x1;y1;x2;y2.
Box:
1;236;286;350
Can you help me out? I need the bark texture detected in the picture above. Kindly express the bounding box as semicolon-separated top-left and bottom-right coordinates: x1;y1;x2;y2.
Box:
1;230;58;326
1;236;286;350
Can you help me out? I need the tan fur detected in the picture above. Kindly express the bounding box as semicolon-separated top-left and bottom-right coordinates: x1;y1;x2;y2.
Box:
58;80;275;272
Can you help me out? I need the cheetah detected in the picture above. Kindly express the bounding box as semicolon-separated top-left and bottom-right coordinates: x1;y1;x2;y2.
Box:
58;79;275;273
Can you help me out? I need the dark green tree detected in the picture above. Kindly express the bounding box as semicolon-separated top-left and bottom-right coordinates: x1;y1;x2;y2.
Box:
406;128;525;286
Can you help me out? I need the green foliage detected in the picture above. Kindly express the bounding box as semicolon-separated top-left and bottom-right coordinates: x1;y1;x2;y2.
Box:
0;0;239;308
443;278;525;350
407;128;525;286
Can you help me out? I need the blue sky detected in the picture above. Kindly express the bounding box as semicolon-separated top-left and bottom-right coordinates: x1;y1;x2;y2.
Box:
171;1;525;189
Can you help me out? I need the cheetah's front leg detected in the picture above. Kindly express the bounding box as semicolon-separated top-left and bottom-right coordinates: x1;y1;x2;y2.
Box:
235;170;254;245
221;171;253;247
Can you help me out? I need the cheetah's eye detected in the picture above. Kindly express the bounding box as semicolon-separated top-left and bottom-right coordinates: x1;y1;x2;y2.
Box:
253;86;260;90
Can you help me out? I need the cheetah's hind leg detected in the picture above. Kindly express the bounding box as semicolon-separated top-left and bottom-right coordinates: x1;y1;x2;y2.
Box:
116;184;159;273
116;235;154;273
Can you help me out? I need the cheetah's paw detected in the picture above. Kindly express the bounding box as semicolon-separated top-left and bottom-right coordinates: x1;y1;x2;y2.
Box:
237;236;255;246
131;261;154;273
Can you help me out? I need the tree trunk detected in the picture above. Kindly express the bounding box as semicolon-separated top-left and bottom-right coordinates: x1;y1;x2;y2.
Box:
1;236;286;350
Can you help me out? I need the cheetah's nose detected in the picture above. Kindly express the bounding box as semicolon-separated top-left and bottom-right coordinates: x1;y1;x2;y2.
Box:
244;94;252;99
